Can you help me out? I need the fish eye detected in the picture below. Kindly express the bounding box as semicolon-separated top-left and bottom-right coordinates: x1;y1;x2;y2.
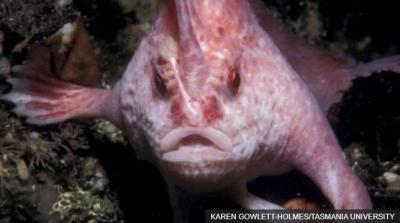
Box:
227;70;241;95
154;71;169;97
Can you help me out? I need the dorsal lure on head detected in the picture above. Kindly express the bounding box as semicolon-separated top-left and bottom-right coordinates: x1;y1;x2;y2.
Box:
3;0;400;220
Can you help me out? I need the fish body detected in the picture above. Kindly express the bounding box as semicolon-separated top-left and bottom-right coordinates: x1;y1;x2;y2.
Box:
120;0;300;192
115;0;373;209
3;0;400;215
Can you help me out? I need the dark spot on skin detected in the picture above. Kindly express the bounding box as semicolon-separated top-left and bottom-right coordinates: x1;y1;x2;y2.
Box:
157;57;168;66
227;69;241;95
127;87;134;95
233;72;241;89
153;70;169;98
217;27;224;36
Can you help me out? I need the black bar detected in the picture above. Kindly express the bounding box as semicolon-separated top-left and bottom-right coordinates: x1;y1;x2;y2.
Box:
205;210;399;223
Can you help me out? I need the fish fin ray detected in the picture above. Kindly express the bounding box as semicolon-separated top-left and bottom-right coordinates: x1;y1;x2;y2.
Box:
350;55;400;77
321;55;400;113
1;67;111;125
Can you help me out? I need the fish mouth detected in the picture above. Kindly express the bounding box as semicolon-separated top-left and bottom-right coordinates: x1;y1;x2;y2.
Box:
160;127;234;162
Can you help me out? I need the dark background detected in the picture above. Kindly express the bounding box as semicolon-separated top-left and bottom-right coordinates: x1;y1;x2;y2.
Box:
1;0;400;223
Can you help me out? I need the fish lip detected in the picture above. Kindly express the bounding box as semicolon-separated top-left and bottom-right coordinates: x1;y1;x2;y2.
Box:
160;126;232;153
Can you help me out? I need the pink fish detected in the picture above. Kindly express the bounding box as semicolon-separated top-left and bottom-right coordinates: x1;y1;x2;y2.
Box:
2;0;400;217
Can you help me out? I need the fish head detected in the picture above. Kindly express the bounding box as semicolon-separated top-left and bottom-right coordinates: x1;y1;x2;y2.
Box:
121;0;282;190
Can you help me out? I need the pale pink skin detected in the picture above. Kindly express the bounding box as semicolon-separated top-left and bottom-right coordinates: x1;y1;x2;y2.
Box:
6;0;400;214
116;0;371;209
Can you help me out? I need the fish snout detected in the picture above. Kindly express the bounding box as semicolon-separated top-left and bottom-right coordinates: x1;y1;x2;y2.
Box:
200;96;223;123
170;95;223;125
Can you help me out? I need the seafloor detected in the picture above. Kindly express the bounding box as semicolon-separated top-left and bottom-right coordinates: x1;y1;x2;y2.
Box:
0;0;399;223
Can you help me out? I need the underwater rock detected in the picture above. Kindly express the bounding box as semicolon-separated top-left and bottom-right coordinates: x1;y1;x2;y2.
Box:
48;20;101;87
16;159;30;180
282;197;319;210
56;0;72;10
344;143;379;187
0;56;11;75
390;164;400;174
0;0;76;36
93;119;125;144
51;186;122;222
383;172;400;192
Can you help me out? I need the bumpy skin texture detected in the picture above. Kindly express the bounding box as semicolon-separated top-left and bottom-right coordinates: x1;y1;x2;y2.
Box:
9;0;400;215
117;0;371;209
